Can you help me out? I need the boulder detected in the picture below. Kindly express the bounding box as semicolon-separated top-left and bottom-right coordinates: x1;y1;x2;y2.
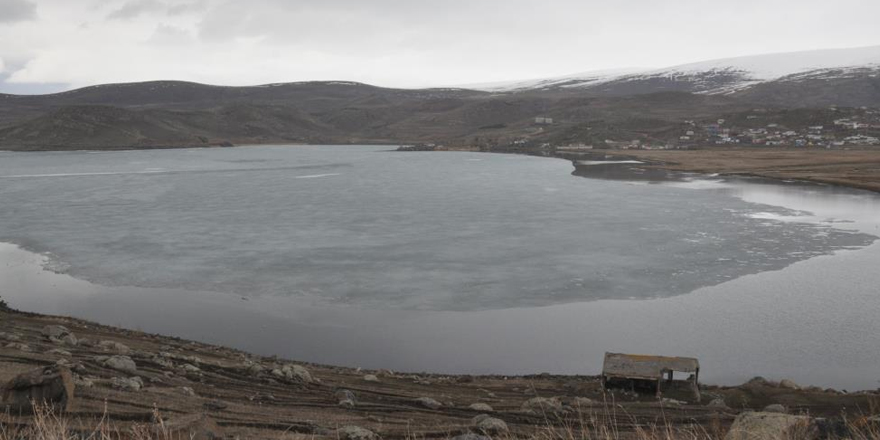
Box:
160;414;224;440
339;398;356;408
707;398;730;410
363;374;379;382
180;387;196;397
281;364;313;383
471;414;491;425
243;359;264;375
521;396;563;414
415;397;442;410
98;340;130;354
469;402;494;412
46;348;72;357
763;404;787;413
744;376;772;388
5;342;32;352
1;365;75;412
203;400;228;411
779;379;800;390
73;375;94;389
572;397;595;407
661;398;686;406
41;325;71;339
0;332;22;342
335;388;357;403
111;376;143;392
103;355;138;374
724;412;816;440
151;356;174;369
336;388;357;408
472;415;508;435
337;425;378;440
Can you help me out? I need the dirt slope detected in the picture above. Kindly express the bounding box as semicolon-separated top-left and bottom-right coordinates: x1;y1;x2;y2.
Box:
2;308;877;439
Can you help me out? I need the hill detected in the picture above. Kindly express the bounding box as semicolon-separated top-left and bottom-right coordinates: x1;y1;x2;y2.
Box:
2;307;878;439
0;46;878;151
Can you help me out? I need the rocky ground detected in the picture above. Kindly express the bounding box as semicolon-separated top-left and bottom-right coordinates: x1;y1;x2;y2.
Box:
1;307;879;439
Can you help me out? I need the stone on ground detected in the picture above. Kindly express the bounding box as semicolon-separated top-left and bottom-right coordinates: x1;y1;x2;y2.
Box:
572;397;594;407
521;396;563;414
469;402;494;412
4;343;32;352
46;348;73;357
779;379;800;390
41;325;71;339
98;340;131;354
415;396;442;409
103;355;138;374
724;412;816;440
281;364;313;383
338;425;378;440
472;415;509;435
1;365;75;412
335;388;357;407
203;400;228;411
162;414;224;440
763;403;787;413
111;376;143;392
451;434;490;440
707;398;730;410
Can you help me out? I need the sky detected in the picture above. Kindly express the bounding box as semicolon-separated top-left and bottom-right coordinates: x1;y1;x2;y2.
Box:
1;0;879;94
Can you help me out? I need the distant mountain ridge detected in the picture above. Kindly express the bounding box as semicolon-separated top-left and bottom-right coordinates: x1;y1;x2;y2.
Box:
467;45;880;106
0;45;878;150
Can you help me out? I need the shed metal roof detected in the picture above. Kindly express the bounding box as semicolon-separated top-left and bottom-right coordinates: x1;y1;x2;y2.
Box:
602;352;699;381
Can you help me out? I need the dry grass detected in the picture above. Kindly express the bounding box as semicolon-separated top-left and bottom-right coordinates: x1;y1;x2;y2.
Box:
0;404;185;440
518;402;721;440
2;403;879;440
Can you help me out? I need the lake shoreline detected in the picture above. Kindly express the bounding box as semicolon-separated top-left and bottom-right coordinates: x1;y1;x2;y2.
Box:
5;142;880;194
2;305;879;439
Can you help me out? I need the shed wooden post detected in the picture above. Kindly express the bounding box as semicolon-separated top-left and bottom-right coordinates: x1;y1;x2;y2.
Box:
692;368;701;402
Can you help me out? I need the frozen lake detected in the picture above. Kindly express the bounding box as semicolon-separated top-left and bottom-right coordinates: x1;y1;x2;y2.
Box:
1;145;879;389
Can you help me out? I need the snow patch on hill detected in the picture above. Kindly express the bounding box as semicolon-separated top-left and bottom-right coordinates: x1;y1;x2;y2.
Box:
461;68;647;92
465;45;880;94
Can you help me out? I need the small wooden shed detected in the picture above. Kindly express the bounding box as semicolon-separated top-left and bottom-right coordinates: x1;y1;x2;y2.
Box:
601;352;700;401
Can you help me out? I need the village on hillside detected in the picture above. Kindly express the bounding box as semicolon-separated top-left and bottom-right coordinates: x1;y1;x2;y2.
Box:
566;107;880;151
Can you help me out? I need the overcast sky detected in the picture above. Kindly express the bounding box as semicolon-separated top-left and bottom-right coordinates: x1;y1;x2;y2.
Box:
1;0;879;94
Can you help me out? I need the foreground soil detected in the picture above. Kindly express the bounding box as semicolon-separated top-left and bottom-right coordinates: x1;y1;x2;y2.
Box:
2;308;878;439
611;148;880;193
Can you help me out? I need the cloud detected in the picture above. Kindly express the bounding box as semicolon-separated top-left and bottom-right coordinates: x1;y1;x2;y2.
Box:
147;23;194;45
107;0;164;20
0;0;36;23
167;0;206;16
3;0;880;91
